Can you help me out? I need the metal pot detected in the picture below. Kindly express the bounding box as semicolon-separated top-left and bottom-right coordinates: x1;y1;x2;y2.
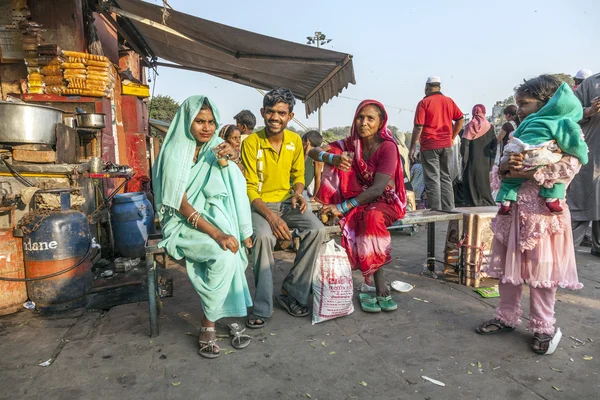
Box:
75;113;106;129
0;101;64;145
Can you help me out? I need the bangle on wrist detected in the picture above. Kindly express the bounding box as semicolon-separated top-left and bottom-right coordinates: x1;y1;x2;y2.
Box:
318;151;326;162
349;198;359;208
187;210;199;224
342;201;351;213
328;153;334;164
336;203;344;214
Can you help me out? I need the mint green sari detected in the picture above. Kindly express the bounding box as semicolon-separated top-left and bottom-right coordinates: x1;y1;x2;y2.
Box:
152;96;252;321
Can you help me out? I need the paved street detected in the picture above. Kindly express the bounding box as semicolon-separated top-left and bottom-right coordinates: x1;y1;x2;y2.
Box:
1;227;599;400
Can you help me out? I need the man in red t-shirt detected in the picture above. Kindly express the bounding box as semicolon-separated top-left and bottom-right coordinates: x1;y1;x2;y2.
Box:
409;76;464;211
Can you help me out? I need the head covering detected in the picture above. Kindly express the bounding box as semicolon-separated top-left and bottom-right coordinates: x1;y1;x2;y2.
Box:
342;100;407;217
513;82;588;165
392;131;407;149
426;76;441;84
152;95;222;215
463;104;491;141
575;69;592;80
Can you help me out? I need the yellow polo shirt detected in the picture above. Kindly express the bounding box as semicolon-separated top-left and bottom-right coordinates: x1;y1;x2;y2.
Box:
241;129;305;203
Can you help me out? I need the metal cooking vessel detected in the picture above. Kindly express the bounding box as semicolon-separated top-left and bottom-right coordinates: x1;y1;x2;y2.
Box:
0;101;63;145
75;113;106;129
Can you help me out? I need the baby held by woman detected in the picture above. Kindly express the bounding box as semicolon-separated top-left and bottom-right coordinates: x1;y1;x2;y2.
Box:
496;78;588;215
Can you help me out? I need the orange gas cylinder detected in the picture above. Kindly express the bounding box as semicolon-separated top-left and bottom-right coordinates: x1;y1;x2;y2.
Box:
0;229;26;315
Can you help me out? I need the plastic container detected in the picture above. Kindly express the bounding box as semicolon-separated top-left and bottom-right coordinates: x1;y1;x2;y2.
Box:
111;192;156;258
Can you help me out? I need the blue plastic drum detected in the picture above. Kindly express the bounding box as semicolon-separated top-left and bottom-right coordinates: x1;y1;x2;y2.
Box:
110;192;156;258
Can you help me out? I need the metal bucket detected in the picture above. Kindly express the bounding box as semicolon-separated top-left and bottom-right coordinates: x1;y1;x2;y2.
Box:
0;101;63;145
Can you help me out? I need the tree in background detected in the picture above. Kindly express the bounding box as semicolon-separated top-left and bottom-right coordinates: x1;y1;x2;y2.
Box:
148;95;180;138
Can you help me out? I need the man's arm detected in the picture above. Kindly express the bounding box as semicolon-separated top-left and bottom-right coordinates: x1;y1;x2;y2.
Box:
409;125;423;160
290;138;306;195
452;117;465;139
241;138;260;204
410;101;425;160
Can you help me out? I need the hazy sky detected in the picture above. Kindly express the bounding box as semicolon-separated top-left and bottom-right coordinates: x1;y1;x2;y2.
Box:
147;0;599;131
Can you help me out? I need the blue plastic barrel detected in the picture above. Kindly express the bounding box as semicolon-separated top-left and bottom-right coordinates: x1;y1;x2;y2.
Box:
110;192;156;258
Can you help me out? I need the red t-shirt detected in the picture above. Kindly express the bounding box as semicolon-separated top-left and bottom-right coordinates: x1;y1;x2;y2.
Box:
414;93;463;151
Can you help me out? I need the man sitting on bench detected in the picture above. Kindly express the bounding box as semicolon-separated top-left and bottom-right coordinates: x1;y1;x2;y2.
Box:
241;88;326;329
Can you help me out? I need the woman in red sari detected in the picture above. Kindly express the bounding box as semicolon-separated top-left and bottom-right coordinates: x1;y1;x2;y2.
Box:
309;100;407;312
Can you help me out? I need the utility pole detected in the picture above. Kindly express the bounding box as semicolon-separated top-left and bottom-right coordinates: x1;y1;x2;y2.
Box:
306;31;332;133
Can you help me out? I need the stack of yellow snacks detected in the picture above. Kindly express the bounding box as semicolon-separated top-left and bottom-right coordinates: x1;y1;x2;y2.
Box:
40;58;66;94
20;20;45;94
61;51;114;98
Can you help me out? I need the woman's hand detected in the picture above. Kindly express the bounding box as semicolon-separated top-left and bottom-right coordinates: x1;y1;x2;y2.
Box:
321;204;343;218
242;237;253;249
500;153;525;173
333;154;352;171
212;231;239;253
216;142;240;161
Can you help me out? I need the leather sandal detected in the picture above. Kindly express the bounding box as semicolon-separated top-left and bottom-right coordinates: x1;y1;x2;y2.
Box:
276;294;309;317
228;322;252;350
198;326;220;359
532;328;562;355
245;314;267;329
476;318;515;335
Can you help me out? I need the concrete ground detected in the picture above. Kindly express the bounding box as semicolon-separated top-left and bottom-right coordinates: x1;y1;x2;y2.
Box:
1;226;599;400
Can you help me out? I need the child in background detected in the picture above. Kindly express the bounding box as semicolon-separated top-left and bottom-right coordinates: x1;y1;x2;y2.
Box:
219;124;244;173
495;77;588;215
476;75;587;356
302;130;324;201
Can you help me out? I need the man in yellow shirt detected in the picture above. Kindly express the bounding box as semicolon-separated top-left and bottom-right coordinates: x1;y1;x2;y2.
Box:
242;88;326;328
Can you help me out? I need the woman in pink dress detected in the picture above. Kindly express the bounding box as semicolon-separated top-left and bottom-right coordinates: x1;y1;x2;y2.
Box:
308;100;407;313
476;75;585;355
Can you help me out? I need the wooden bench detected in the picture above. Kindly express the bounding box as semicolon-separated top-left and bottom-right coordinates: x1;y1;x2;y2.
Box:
324;209;464;278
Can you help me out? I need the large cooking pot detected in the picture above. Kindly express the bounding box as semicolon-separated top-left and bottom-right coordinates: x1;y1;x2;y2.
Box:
75;113;106;129
0;101;63;145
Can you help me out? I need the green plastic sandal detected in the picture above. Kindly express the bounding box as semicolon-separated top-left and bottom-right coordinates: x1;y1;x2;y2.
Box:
359;294;381;313
377;295;398;311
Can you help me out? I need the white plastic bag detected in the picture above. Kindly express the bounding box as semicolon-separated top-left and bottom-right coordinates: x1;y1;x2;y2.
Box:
312;240;354;324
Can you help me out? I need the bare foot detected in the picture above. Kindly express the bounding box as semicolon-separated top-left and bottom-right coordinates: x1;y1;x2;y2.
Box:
374;269;389;297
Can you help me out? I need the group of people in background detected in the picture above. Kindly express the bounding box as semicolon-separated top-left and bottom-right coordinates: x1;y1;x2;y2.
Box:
151;67;600;359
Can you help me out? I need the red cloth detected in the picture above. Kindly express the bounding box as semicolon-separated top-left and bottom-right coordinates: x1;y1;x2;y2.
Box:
316;99;407;280
414;93;463;151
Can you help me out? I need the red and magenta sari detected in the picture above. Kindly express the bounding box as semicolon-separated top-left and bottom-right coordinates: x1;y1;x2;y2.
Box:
316;100;407;283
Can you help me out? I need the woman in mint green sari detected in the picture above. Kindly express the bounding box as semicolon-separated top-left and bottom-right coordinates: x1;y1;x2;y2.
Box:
152;95;253;359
